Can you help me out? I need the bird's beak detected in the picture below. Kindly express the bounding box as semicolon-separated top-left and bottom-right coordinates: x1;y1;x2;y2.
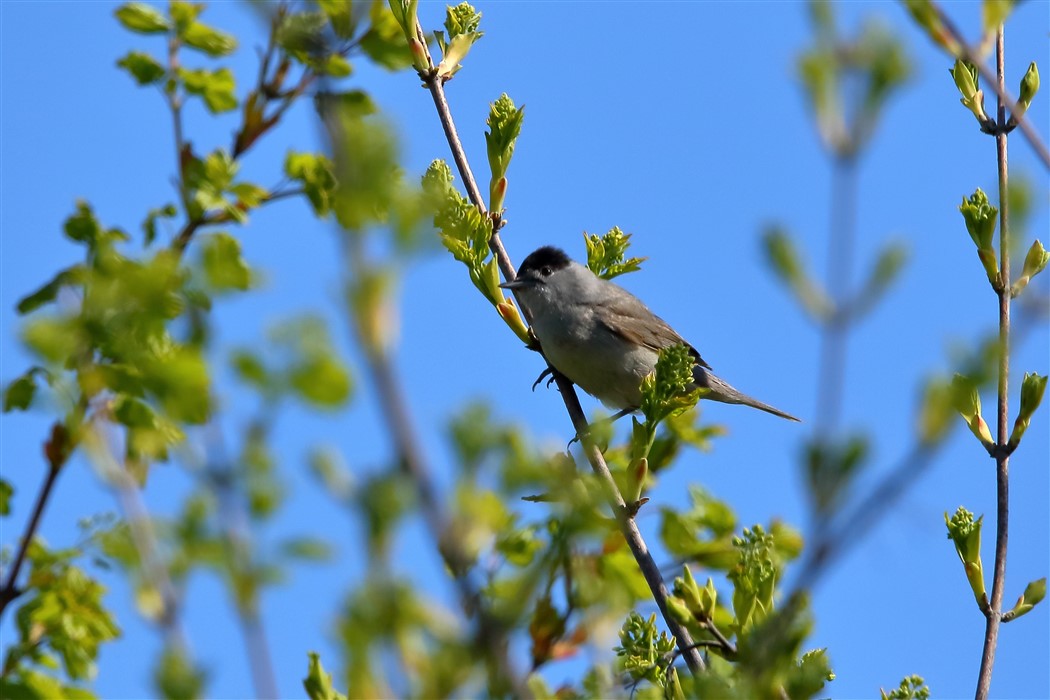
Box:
499;278;527;290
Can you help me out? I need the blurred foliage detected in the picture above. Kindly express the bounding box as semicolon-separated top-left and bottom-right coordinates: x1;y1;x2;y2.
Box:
6;1;1043;699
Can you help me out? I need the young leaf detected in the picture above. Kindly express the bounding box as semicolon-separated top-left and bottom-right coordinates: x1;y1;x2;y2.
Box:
117;51;166;85
304;652;347;700
3;367;44;412
177;67;237;113
114;2;171;34
180;21;237;57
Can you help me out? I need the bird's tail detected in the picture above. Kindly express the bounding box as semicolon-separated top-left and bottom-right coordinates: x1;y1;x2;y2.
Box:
693;367;801;422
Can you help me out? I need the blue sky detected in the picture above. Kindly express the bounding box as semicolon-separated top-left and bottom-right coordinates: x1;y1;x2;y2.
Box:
2;1;1048;698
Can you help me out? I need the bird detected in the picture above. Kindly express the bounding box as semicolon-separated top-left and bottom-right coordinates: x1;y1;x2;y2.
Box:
499;246;800;422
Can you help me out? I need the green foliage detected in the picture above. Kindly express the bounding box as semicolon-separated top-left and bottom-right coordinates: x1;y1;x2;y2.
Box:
951;373;994;446
640;345;702;427
728;525;780;634
959;188;1000;287
1010;372;1048;446
303;651;347;700
798;7;911;157
1016;61;1039;115
660;486;737;568
2;541;120;690
285;151;337;217
880;674;930;700
0;478;12;516
232;317;353;410
1012;239;1048;296
200;232;251;292
435;3;484;80
484;93;523;213
1003;577;1046;621
359;2;414;70
950;59;991;127
614;612;676;688
3;367;45;412
585;227;646;281
945;507;986;605
761;226;831;320
117;51;166;85
153;645;207;700
114;3;170;34
178;67;237;113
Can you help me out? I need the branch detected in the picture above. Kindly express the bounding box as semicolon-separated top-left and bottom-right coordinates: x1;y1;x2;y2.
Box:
336;235;528;697
411;21;708;675
926;1;1050;169
976;25;1012;700
0;425;65;618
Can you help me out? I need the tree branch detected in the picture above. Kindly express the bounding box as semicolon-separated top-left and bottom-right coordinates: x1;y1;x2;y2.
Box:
411;21;709;674
925;2;1050;169
0;427;65;618
976;25;1012;700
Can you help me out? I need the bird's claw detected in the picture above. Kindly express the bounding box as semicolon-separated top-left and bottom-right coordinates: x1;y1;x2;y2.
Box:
532;368;553;392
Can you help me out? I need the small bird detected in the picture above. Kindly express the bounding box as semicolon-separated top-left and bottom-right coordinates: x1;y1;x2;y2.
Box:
500;246;800;422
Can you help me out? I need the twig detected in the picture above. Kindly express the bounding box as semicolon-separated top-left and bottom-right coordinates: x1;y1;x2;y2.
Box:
926;2;1050;169
0;433;64;617
411;20;710;675
815;157;859;432
332;206;527;694
976;26;1011;700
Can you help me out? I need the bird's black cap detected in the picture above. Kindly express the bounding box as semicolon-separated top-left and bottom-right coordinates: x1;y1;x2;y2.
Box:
517;246;572;277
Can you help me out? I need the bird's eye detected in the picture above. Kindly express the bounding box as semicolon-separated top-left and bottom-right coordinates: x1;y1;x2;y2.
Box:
540;266;552;277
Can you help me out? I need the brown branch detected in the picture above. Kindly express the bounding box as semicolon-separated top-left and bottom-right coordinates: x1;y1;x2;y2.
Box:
336;234;528;697
0;426;66;618
976;26;1012;700
925;2;1050;169
412;21;710;675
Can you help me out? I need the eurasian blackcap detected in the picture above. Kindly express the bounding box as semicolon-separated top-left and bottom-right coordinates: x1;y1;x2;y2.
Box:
500;246;800;422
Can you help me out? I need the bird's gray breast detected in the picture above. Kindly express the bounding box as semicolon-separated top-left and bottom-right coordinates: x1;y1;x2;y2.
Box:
531;298;658;410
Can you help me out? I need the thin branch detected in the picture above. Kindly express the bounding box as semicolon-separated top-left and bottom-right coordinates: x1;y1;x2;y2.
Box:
976;25;1012;700
411;21;710;674
815;157;859;432
0;431;64;618
926;1;1050;169
333;217;527;694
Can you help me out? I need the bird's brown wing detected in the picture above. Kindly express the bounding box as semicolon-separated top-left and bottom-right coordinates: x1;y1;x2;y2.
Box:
595;294;713;370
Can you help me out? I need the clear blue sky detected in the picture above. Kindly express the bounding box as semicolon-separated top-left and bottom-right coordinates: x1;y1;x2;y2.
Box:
2;1;1048;698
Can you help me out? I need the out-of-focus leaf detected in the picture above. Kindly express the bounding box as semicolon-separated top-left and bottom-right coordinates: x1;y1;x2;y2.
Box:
115;3;171;33
117;51;166;85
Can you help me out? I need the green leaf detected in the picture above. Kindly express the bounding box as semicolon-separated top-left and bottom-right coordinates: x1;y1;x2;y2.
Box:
177;67;237;113
154;645;207;700
285;151;336;216
1004;577;1046;621
230;350;270;390
290;355;352;409
280;537;333;562
201;233;251;292
142;204;177;246
945;507;986;604
114;2;171;33
116;51;166;85
318;0;356;38
359;2;413;70
4;368;45;412
0;478;12;516
880;674;930;700
584;227;645;280
304;651;347;700
17;267;82;315
180;21;237;57
762;226;831;319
